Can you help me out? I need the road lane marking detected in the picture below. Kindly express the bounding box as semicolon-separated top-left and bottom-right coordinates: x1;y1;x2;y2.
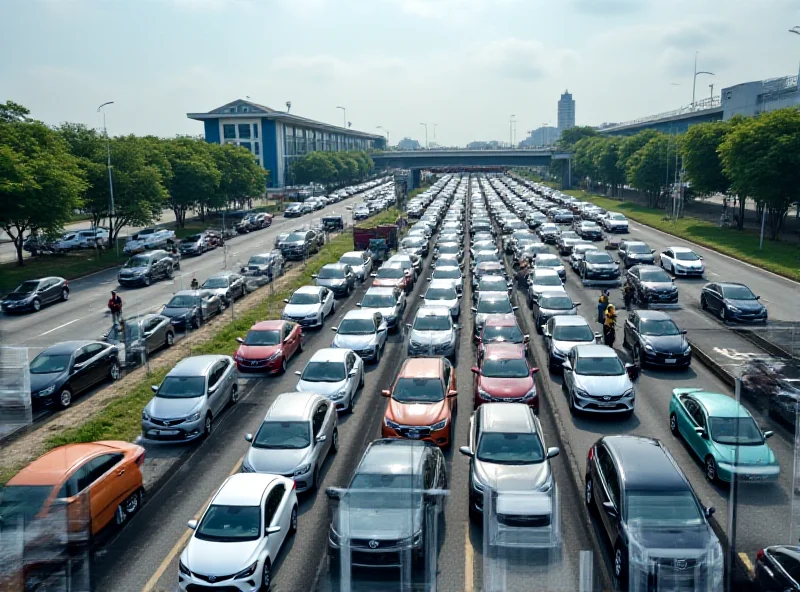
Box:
738;551;754;574
141;457;243;592
464;522;474;592
37;316;88;337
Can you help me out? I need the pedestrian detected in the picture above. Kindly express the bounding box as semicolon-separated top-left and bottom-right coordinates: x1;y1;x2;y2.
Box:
597;290;610;324
622;282;635;311
722;196;728;214
108;290;123;327
603;304;617;347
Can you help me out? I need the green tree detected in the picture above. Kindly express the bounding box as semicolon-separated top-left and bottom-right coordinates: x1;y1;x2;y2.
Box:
594;137;625;197
165;138;221;227
572;136;600;185
56;123;109;231
210;143;267;212
617;129;661;171
557;126;599;149
0;120;87;265
0;101;31;124
290;151;338;187
625;134;679;209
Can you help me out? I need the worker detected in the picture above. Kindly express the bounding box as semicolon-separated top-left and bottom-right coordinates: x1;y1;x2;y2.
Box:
597;290;610;324
603;304;617;347
622;282;635;311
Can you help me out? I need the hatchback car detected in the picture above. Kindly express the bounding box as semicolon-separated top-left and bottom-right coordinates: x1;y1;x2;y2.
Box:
242;393;337;492
531;292;580;333
160;289;224;329
202;272;248;304
658;246;705;277
179;473;298;592
118;250;175;287
282;286;335;328
543;315;598;372
700;282;767;323
29;341;120;409
382;357;458;448
1;277;69;314
622;310;691;368
295;348;363;412
331;309;388;363
472;343;539;412
626;265;679;306
562;345;635;417
142;355;239;441
234;320;303;374
339;251;373;282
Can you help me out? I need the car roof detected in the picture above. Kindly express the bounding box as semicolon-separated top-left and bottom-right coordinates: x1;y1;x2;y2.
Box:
265;392;322;421
364;286;396;296
635;310;672;321
533;269;560;278
308;347;349;363
321;263;349;271
484;342;526;360
342;309;378;320
551;315;590;327
341;251;366;259
669;246;694;253
416;305;450;317
481;403;537;433
170;355;227;376
214;473;278;506
483;313;518;327
208;271;236;279
692;391;750;418
717;282;749;289
477;292;510;301
42;340;99;354
428;280;457;290
358;439;431;476
574;344;617;358
602;436;689;492
8;441;132;486
398;357;442;379
251;320;286;331
294;285;322;295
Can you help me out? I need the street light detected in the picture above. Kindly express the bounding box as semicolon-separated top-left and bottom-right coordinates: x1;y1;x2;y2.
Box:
542;122;550;147
376;125;390;147
419;123;428;149
432;123;438;147
692;52;715;106
336;106;346;128
97;101;117;256
509;115;515;148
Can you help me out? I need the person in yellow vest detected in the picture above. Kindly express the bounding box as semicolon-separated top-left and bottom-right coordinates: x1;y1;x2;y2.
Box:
603;304;617;347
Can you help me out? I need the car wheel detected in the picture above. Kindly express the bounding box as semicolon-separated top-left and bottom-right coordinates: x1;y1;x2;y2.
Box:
109;360;121;381
57;388;73;409
229;383;239;405
700;295;708;310
332;428;339;453
705;456;718;483
614;545;628;590
289;505;298;534
166;331;174;347
32;298;41;312
669;413;680;438
261;560;272;592
279;357;287;374
203;413;213;438
123;489;142;517
61;289;70;302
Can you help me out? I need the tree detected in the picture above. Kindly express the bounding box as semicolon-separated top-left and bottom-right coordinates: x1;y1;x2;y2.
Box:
624;134;679;209
594;137;625;197
290;151;338;187
557;126;599;149
617;129;660;171
210;143;267;212
165;138;221;227
0;120;86;265
719;108;800;240
56;123;109;231
572;136;600;185
0;101;31;124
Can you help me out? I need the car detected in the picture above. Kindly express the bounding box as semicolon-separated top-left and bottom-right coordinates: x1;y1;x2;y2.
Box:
399;235;428;258
406;306;459;360
658;246;705;276
531;292;580;334
353;204;371;220
280;230;320;260
421;280;462;318
585;435;723;590
117;250;175;287
1;276;69;313
141;355;239;442
579;250;621;283
472;293;517;340
543;315;598;373
179;233;210;256
569;243;599;271
325;439;447;570
331;309;388;363
357;286;406;331
123;228;175;255
618;240;655;268
385;253;419;285
55;228;109;251
755;545;800;592
282;285;335;328
234;320;303;374
700;282;768;323
471;343;539;412
474;275;511;304
338;251;373;282
103;313;174;358
160;289;224;329
178;473;298;592
372;264;412;293
601;212;629;233
201;272;248;304
431;265;465;294
4;441;145;539
242;392;338;492
434;242;463;262
555;231;583;255
295;348;363;413
533;254;566;281
622;310;691;368
562;345;636;417
243;251;284;276
537;223;560;244
284;202;304;217
460;403;559;537
527;269;566;307
626;265;679;306
29;341;120;409
476;314;528;358
472;250;501;270
313;263;356;298
576;221;603;241
669;388;779;483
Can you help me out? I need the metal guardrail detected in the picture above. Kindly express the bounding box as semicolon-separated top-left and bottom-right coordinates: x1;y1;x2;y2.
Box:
602;96;722;130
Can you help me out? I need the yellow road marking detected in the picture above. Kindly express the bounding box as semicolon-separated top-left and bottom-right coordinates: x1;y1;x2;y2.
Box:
141;458;243;592
464;522;474;592
739;551;754;574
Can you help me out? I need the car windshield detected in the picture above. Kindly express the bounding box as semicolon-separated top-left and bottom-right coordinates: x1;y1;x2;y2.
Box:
195;505;261;542
402;238;425;247
30;353;71;374
640;269;671;282
709;416;764;445
166;295;199;308
477;432;544;464
536;258;560;268
14;280;40;294
585;252;614;264
434;268;460;279
248;256;268;265
482;324;524;343
301;361;346;382
610;214;626;220
541;225;557;232
426;288;456;300
640;318;680;336
286;232;306;241
124;256;149;268
377;267;404;279
439;245;459;253
540;295;574;310
202;277;230;289
413;314;451;331
628;244;651;254
361;293;395;308
318;267;344;279
184;234;202;242
340;256;363;266
338;318;375;335
626;491;704;527
0;485;54;525
244;330;281;346
156;376;206;399
675;250;700;261
252;420;311;449
722;285;756;300
553;325;595;342
289;292;319;305
575;355;625;376
346;473;421;509
479;278;507;292
481;357;529;378
535;273;562;286
475;253;498;263
478;299;513;314
392;377;444;403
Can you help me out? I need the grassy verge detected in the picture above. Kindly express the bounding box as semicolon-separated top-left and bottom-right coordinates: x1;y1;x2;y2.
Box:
356;207;402;229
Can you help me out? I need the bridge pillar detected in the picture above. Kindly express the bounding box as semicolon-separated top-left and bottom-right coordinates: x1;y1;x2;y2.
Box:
410;168;421;191
560;157;572;189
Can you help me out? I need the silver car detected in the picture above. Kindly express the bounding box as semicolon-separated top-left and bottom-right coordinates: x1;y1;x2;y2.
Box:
543;315;599;372
242;392;338;492
295;348;363;413
358;286;406;330
339;251;373;282
331;309;388;363
562;345;635;417
527;269;566;307
531;292;580;333
406;305;459;360
141;355;239;441
429;265;464;294
472;293;517;339
533;254;566;282
201;272;247;304
421;280;461;318
313;263;356;297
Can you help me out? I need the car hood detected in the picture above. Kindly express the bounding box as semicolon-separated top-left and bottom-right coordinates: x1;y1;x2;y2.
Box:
642;334;689;353
246;446;310;474
552;338;594;355
539;307;577;318
409;329;453;345
4;292;35;302
284;303;321;317
236;344;280;360
337;506;420;540
627;253;654;261
30;372;65;393
479;375;534;397
119;266;148;275
363;306;397;319
160;306;195;319
627;525;713;553
146;396;204;419
388;398;448;426
373;278;403;288
317;278;346;288
711;441;777;466
725;298;765;312
333;333;377;349
672;259;703;269
474;459;551;491
574;373;632;397
296;378;348;395
424;298;458;310
641;280;675;291
184;537;261;576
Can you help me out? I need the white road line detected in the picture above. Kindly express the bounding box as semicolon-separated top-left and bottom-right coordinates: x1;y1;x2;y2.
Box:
37;316;87;337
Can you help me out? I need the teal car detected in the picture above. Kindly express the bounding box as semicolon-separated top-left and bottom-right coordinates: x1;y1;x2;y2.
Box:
669;388;779;483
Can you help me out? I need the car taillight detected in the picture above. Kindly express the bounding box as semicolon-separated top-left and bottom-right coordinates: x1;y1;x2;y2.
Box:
136;451;146;467
756;548;765;562
292;480;297;490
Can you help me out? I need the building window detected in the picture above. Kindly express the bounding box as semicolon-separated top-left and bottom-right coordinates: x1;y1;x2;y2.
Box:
254;142;260;155
238;124;251;139
240;142;252;152
223;124;236;139
253;124;258;138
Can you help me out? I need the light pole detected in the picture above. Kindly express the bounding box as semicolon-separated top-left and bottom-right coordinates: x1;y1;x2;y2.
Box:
336;106;346;128
691;52;715;106
432;123;438;147
97;101;117;256
419;123;428;149
509;115;515;148
790;26;800;79
376;125;390;148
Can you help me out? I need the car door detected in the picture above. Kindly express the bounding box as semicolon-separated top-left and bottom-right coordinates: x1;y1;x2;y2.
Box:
624;311;639;351
85;343;112;387
263;483;287;558
563;349;577;395
87;452;137;532
69;346;97;394
143;317;162;353
595;445;622;545
661;249;673;268
442;358;455;411
232;274;245;299
322;288;333;316
311;402;329;462
43;278;60;304
705;284;721;313
682;397;708;458
282;322;296;358
374;313;387;348
206;362;226;415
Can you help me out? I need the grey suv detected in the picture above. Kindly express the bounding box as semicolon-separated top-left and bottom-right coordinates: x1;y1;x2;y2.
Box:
118;250;175;287
313;263;356;297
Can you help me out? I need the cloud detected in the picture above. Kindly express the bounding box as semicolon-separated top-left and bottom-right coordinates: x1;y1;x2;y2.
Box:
472;39;577;81
570;0;644;17
382;0;520;22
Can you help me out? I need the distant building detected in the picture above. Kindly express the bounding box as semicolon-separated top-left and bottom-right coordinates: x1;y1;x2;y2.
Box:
466;140;504;150
187;99;383;188
522;126;560;147
397;137;422;151
558;90;576;132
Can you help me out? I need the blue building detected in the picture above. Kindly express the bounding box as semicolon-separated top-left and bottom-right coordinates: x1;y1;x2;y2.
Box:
187;99;384;188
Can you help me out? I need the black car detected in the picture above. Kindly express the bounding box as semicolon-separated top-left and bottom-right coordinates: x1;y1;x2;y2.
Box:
160;290;224;329
284;203;303;218
585;435;721;590
538;224;560;244
103;313;175;359
117;250;175;287
326;439;447;570
579;251;620;282
281;230;320;261
626;265;679;306
755;545;800;591
618;241;655;268
29;341;120;409
552;210;574;224
700;282;768;323
1;277;69;314
622;310;691;368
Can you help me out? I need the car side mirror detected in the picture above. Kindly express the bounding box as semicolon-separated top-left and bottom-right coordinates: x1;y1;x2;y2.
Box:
187;519;198;530
755;295;761;300
574;302;581;307
316;434;327;443
694;426;708;439
546;447;560;459
265;525;281;535
602;501;618;518
244;433;253;442
381;389;391;397
370;273;377;277
405;323;412;329
326;487;341;500
331;327;338;332
512;306;519;311
471;307;478;313
151;385;159;393
594;332;602;343
531;368;540;376
764;430;774;439
459;446;474;458
349;369;358;377
447;389;458;398
283;298;289;303
470;366;480;375
705;506;716;518
236;337;244;344
562;361;572;371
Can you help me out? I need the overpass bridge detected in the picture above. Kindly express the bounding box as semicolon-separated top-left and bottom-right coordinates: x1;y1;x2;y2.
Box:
599;96;723;136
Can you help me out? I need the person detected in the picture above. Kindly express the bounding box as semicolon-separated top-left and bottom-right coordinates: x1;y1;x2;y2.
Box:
622;282;635;311
515;259;530;291
722;196;728;214
190;277;199;290
597;290;610;324
603;303;617;347
108;291;123;327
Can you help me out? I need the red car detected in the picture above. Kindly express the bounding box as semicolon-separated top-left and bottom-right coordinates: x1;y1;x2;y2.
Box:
371;264;412;293
234;320;302;373
477;314;530;360
471;343;539;412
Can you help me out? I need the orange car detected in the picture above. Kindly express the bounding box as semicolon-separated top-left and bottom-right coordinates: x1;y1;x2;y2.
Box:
371;264;412;293
381;357;457;447
3;441;145;539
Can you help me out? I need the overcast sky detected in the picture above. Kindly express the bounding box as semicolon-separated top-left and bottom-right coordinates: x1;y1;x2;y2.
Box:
2;0;799;146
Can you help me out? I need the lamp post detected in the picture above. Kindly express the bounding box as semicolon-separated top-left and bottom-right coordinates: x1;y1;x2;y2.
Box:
97;101;117;256
432;123;438;147
376;125;390;147
790;26;800;79
336;106;346;128
509;115;515;148
691;52;715;107
419;123;428;149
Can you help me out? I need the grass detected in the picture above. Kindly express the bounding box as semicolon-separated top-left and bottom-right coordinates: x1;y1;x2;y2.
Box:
356;207;402;229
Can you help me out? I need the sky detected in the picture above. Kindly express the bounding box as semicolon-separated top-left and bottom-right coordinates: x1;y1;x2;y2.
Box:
2;0;799;146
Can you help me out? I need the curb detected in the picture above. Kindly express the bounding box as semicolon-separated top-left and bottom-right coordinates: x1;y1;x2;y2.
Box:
686;338;736;388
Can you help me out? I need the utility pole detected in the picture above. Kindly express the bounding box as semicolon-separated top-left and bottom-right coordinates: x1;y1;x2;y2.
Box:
419;123;428;149
97;101;117;256
336;106;347;128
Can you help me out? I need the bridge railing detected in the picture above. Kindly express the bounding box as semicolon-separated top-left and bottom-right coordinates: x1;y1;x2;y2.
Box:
604;96;721;130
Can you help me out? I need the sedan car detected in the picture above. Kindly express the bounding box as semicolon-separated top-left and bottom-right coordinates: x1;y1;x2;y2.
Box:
160;290;224;329
533;254;566;282
477;314;528;358
242;392;337;492
234;320;303;374
658;246;705;277
531;292;580;334
618;241;655;268
282;286;335;328
669;388;779;483
1;276;69;314
430;265;465;294
471;262;505;291
622;310;691;368
543;315;598;372
601;212;629;233
331;309;388;363
472;343;539;412
537;223;560;244
313;263;356;297
421;281;461;318
562;345;635;417
472;293;517;340
755;545;800;592
372;265;412;294
339;251;373;282
527;269;566;307
701;282;767;323
29;341;120;409
575;221;603;241
295;348;363;412
406;305;459;360
358;286;406;330
474;275;512;304
579;250;620;284
178;473;298;591
555;231;583;255
201;272;248;304
103;313;174;358
118;250;175;287
626;265;679;306
569;244;599;271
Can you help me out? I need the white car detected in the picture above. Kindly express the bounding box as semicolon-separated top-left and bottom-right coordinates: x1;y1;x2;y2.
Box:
124;228;176;255
421;279;462;318
429;265;464;294
179;473;297;592
658;246;705;277
601;212;629;233
338;251;373;282
55;228;108;251
527;269;566;307
331;309;388;363
282;285;335;328
295;348;363;412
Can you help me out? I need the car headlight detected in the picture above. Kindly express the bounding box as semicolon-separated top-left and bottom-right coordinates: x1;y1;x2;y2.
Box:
574;388;590;399
187;412;201;422
644;343;655;353
521;388;537;401
622;388;634;399
431;419;448;431
38;384;56;397
179;559;191;576
294;464;311;477
471;472;484;493
477;385;491;399
551;346;565;357
728;304;741;313
306;312;320;319
141;409;151;421
384;417;401;429
234;561;259;579
331;389;347;400
683;344;692;354
266;350;282;361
